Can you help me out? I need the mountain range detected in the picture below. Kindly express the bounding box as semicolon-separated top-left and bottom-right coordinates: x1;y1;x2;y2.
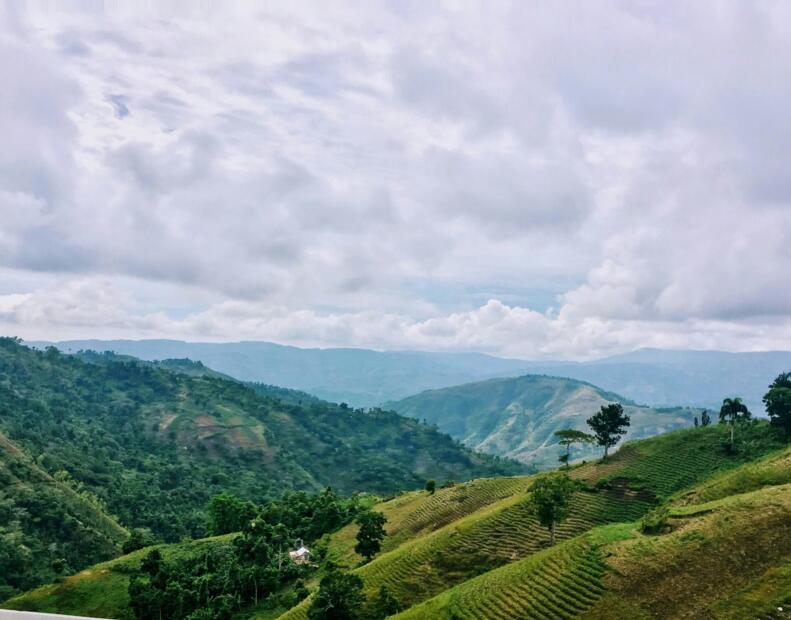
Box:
31;339;791;412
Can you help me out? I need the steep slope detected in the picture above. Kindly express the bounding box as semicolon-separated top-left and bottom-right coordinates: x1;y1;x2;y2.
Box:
6;424;786;620
0;338;524;592
276;423;784;620
389;374;699;467
0;431;127;599
396;483;791;620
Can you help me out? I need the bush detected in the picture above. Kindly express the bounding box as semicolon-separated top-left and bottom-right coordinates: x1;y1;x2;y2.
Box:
640;506;670;534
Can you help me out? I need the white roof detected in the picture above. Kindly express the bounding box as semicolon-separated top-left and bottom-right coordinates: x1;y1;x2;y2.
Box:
289;546;310;557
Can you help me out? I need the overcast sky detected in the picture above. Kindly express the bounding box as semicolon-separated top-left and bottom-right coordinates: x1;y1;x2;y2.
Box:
1;1;790;359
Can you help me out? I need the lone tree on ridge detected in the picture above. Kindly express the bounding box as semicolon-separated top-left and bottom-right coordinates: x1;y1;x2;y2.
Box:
587;403;630;461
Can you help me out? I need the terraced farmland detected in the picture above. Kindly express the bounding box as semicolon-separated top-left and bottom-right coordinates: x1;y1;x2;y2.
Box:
394;537;610;620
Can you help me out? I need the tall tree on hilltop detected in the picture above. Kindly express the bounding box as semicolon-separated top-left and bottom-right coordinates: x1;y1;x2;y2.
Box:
587;404;630;461
554;429;595;469
719;397;751;447
528;474;580;545
355;511;387;562
763;372;791;437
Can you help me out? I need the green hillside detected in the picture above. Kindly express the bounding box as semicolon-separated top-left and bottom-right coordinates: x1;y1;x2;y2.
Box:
5;423;788;619
389;374;700;468
0;430;127;599
0;338;523;595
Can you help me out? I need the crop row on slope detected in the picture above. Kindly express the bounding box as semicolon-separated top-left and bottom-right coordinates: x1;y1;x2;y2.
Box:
278;425;786;620
393;532;622;620
392;482;791;620
278;484;653;619
586;483;791;619
584;423;783;498
326;477;528;568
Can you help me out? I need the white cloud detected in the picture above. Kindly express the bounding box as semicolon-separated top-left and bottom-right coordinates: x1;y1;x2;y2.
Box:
1;2;791;357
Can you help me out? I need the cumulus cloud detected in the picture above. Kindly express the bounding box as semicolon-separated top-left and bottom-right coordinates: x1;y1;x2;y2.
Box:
1;1;791;357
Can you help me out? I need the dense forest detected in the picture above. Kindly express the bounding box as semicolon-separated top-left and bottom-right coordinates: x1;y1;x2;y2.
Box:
0;338;524;596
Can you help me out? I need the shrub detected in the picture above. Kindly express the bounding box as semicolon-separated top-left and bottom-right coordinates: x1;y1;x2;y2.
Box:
640;506;670;534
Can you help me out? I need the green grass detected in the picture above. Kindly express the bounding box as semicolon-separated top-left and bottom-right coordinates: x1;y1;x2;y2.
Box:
277;425;787;620
2;535;237;620
673;443;791;506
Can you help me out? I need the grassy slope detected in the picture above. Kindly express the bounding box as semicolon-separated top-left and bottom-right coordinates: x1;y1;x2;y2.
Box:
388;374;699;467
396;484;791;620
2;535;236;620
277;424;783;620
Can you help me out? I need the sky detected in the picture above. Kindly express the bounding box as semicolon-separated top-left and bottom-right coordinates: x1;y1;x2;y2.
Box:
1;0;791;359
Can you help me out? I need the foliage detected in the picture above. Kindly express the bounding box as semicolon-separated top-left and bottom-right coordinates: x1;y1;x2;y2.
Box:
763;372;791;437
527;474;580;545
719;397;752;449
587;403;631;460
554;429;595;468
640;506;670;534
369;584;402;619
701;409;712;426
123;528;159;555
307;570;366;620
425;480;435;495
355;511;387;561
207;492;256;536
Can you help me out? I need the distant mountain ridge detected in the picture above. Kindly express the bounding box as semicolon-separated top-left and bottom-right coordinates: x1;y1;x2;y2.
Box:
30;339;791;412
388;374;700;468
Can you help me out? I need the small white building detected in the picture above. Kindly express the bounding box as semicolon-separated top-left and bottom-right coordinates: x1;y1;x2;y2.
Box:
288;542;312;565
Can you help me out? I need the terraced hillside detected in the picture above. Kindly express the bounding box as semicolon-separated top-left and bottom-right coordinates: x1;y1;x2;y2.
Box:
388;374;699;467
5;424;788;619
396;482;791;620
276;423;785;620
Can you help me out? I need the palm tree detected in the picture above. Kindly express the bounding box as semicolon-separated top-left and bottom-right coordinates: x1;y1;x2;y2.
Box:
719;397;751;446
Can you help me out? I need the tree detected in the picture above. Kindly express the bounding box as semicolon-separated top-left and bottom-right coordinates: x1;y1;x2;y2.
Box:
528;474;579;545
307;570;366;620
586;404;630;461
764;372;791;437
207;492;255;536
694;416;699;428
123;528;158;554
719;397;751;447
701;409;711;427
370;584;402;619
354;511;387;562
554;429;595;469
425;480;436;495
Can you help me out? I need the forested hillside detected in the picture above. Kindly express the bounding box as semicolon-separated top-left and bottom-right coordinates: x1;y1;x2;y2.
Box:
389;374;699;467
0;338;523;596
